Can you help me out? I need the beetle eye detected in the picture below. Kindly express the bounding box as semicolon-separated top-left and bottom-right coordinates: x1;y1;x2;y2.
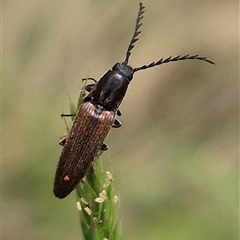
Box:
112;63;120;71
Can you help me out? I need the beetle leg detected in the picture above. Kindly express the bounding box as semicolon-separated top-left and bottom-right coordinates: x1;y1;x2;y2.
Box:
59;134;68;146
61;113;76;118
117;109;122;116
101;143;108;151
112;119;122;128
82;78;97;92
82;77;97;83
96;144;108;156
85;83;96;92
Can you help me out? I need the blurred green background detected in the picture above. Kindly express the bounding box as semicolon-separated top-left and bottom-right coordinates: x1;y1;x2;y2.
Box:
3;0;238;239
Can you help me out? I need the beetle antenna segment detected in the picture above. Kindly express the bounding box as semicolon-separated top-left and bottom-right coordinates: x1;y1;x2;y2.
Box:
124;2;145;64
133;54;215;72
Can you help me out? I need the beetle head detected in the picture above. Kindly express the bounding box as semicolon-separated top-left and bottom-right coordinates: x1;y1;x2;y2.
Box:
123;3;214;75
112;62;134;81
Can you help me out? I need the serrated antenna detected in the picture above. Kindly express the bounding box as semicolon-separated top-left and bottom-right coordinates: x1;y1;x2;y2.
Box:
133;54;215;72
124;2;145;64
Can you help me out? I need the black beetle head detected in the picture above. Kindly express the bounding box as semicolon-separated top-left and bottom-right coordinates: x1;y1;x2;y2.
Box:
112;62;134;81
115;3;215;82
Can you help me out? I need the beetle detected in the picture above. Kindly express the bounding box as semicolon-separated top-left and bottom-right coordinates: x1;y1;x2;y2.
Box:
54;2;214;199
